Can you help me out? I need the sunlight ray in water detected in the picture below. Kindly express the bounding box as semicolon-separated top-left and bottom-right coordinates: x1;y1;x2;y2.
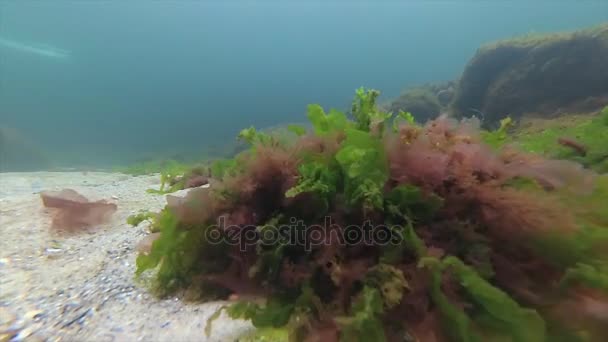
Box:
0;36;71;60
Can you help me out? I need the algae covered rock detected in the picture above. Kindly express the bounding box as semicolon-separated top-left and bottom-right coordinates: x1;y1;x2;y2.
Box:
510;106;608;174
384;81;455;122
452;23;608;123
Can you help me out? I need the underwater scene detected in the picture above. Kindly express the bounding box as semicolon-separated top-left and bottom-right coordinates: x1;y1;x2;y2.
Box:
1;1;608;341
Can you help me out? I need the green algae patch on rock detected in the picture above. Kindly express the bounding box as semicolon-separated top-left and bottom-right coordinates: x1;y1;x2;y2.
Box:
511;107;608;173
452;23;608;124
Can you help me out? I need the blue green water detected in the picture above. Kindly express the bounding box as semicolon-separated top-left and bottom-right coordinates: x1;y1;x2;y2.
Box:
1;1;607;170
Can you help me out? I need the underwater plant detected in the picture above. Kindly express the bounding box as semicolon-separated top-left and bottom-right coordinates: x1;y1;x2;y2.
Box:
134;89;608;341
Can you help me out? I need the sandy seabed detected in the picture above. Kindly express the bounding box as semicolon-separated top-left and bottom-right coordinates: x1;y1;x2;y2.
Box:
0;172;254;342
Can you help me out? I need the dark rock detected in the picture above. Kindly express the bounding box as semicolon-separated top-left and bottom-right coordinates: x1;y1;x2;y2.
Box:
437;87;455;107
452;23;608;124
384;82;454;122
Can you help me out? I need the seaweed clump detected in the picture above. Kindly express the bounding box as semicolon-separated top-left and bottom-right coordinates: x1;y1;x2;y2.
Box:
135;88;608;341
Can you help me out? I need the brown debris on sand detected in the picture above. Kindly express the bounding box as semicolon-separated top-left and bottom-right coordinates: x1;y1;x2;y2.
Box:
40;189;117;230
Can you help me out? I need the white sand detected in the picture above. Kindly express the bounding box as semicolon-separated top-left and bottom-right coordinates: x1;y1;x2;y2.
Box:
0;172;254;341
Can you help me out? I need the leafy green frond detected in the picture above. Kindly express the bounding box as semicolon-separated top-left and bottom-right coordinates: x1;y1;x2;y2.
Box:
135;209;223;295
351;87;381;131
398;110;416;124
135;209;180;277
385;184;444;224
306;104;350;135
381;222;428;264
560;262;608;294
335;128;388;211
335;286;386;342
350;87;394;135
287;124;307;137
421;256;547;342
227;298;295;328
238;126;274;146
285;160;340;199
422;257;478;342
480;116;513;149
392;110;416;132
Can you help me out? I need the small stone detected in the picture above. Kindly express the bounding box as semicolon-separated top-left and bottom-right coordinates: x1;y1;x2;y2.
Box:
111;195;119;200
23;311;44;321
43;248;63;259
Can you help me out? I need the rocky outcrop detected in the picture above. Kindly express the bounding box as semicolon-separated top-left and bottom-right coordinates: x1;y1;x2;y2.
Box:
383;81;455;122
451;23;608;123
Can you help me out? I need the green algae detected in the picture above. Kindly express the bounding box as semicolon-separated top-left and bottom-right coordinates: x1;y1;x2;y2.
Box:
512;107;608;173
126;210;155;227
